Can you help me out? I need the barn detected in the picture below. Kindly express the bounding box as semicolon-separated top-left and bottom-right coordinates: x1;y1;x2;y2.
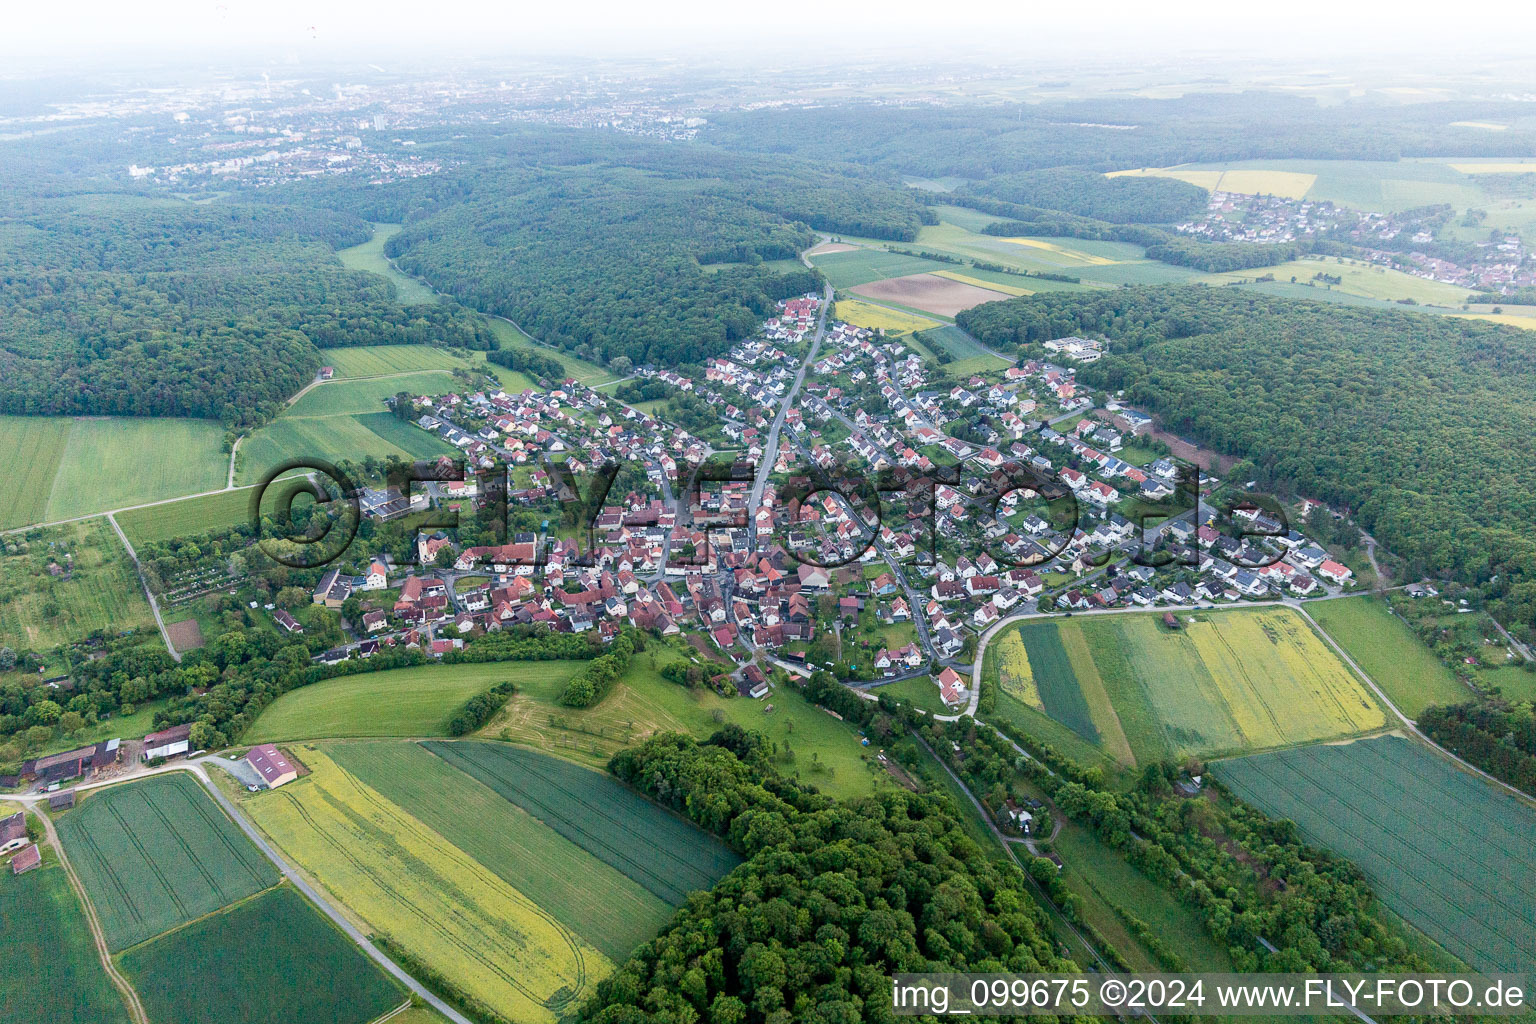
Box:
143;723;193;761
0;811;28;855
10;843;40;875
245;744;298;789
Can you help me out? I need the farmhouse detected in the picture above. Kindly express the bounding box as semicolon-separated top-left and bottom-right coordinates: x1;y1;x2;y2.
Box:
0;811;27;855
143;723;193;761
246;744;299;789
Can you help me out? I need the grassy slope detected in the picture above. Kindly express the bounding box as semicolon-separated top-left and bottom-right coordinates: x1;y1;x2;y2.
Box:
245;661;585;742
336;222;441;305
1307;595;1471;716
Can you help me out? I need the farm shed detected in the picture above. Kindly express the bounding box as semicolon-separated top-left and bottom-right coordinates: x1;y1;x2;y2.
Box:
0;811;27;855
143;724;193;761
245;744;298;789
47;790;75;811
10;842;40;875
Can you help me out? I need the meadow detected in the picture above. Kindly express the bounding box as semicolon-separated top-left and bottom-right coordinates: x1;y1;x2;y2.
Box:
424;741;741;906
0;517;155;652
808;247;955;289
0;415;228;529
235;372;461;486
0;854;131;1024
336;222;441;305
1306;596;1470;716
485;317;616;387
484;648;893;799
918;324;999;362
117;487;260;546
120;883;403;1024
331;739;678;960
243;746;607;1024
322;344;470;378
1199;255;1471;308
1216;735;1536;973
245;661;585;742
58;773;278;951
987;609;1386;763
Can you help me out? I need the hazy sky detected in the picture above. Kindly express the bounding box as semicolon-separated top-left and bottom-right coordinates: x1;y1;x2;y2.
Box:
6;0;1536;67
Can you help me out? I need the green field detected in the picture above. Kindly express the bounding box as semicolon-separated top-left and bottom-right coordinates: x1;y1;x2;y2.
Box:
235;372;460;486
121;883;402;1024
329;740;677;961
58;773;279;951
1217;735;1536;973
872;675;952;716
0;853;132;1024
809;248;957;289
1307;596;1471;716
918;324;994;361
1199;255;1472;308
336;222;441;304
0;416;70;529
245;661;585;742
0;415;228;529
425;741;741;906
0;517;156;652
323;344;468;377
116;487;259;546
987;610;1387;762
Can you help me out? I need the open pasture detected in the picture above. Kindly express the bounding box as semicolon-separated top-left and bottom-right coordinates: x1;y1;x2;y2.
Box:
486;318;616;387
117;487;264;546
1199;256;1471;307
1216;735;1536;973
0;416;69;529
917;324;998;362
58;773;278;951
322;345;469;378
245;661;584;742
425;741;741;907
244;746;607;1024
0;517;155;652
0;854;132;1024
121;883;403;1024
330;740;676;960
1306;596;1470;716
336;222;441;304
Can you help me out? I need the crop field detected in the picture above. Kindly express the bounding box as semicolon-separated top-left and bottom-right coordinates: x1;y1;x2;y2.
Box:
1200;256;1470;307
245;661;585;742
809;247;955;289
424;741;740;905
989;610;1385;761
1306;596;1470;716
850;273;1013;317
917;324;996;361
833;298;942;334
0;517;155;651
330;740;675;960
0;855;132;1024
0;416;227;529
0;416;70;529
933;269;1034;295
244;746;607;1024
336;222;441;304
121;883;403;1024
1216;735;1536;972
323;345;468;377
59;773;278;951
116;487;260;546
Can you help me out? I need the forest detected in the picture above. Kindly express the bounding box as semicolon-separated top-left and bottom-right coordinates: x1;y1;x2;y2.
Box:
958;287;1536;635
581;730;1073;1024
0;195;492;424
1418;701;1536;797
957;168;1206;224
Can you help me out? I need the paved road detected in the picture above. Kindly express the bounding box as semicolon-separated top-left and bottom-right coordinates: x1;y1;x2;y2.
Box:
747;283;834;548
107;511;180;663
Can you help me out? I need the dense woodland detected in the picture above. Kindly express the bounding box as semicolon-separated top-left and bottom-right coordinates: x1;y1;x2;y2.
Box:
957;168;1206;224
1419;701;1536;797
581;731;1075;1024
0;195;492;423
958;287;1536;635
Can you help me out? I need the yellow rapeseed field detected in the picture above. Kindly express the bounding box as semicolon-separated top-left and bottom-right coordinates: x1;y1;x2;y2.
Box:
242;748;609;1024
1107;167;1316;200
833;299;942;334
994;238;1118;265
993;629;1043;710
1184;610;1384;750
